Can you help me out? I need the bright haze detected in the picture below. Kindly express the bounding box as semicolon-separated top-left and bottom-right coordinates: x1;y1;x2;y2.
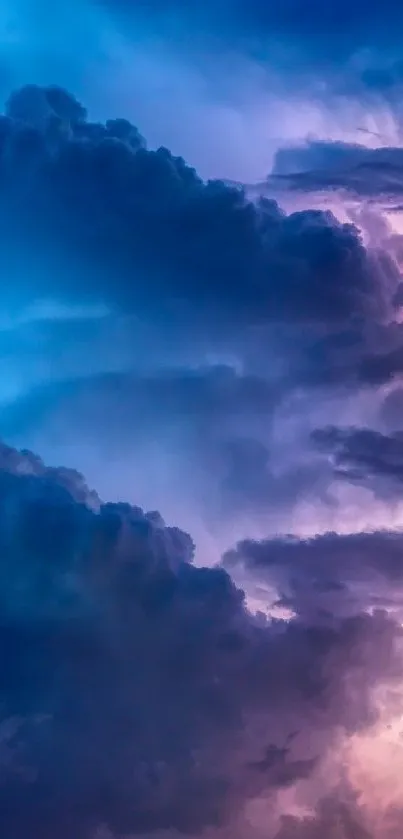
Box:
3;2;403;838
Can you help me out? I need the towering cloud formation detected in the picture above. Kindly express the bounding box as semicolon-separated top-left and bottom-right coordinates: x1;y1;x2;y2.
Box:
0;441;402;839
0;82;394;331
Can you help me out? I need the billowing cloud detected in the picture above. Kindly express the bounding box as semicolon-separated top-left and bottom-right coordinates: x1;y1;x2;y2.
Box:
0;83;395;334
1;30;403;839
0;441;403;839
0;83;400;544
3;3;403;837
0;84;400;459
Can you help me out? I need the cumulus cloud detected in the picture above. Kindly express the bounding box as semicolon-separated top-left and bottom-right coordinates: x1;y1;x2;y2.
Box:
0;441;402;839
0;85;400;460
0;83;395;334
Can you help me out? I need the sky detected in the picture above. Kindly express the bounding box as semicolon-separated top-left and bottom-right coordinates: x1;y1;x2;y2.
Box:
3;1;403;838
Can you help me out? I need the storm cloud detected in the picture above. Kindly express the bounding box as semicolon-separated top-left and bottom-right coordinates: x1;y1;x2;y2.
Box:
4;0;403;836
0;83;395;333
0;442;402;838
0;82;400;540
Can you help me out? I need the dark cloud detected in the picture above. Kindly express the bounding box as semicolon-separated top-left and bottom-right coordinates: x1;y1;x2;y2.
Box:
224;528;403;620
262;141;403;203
0;81;401;469
0;83;402;548
2;13;403;839
245;143;403;394
0;442;401;837
0;83;394;334
312;425;403;491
